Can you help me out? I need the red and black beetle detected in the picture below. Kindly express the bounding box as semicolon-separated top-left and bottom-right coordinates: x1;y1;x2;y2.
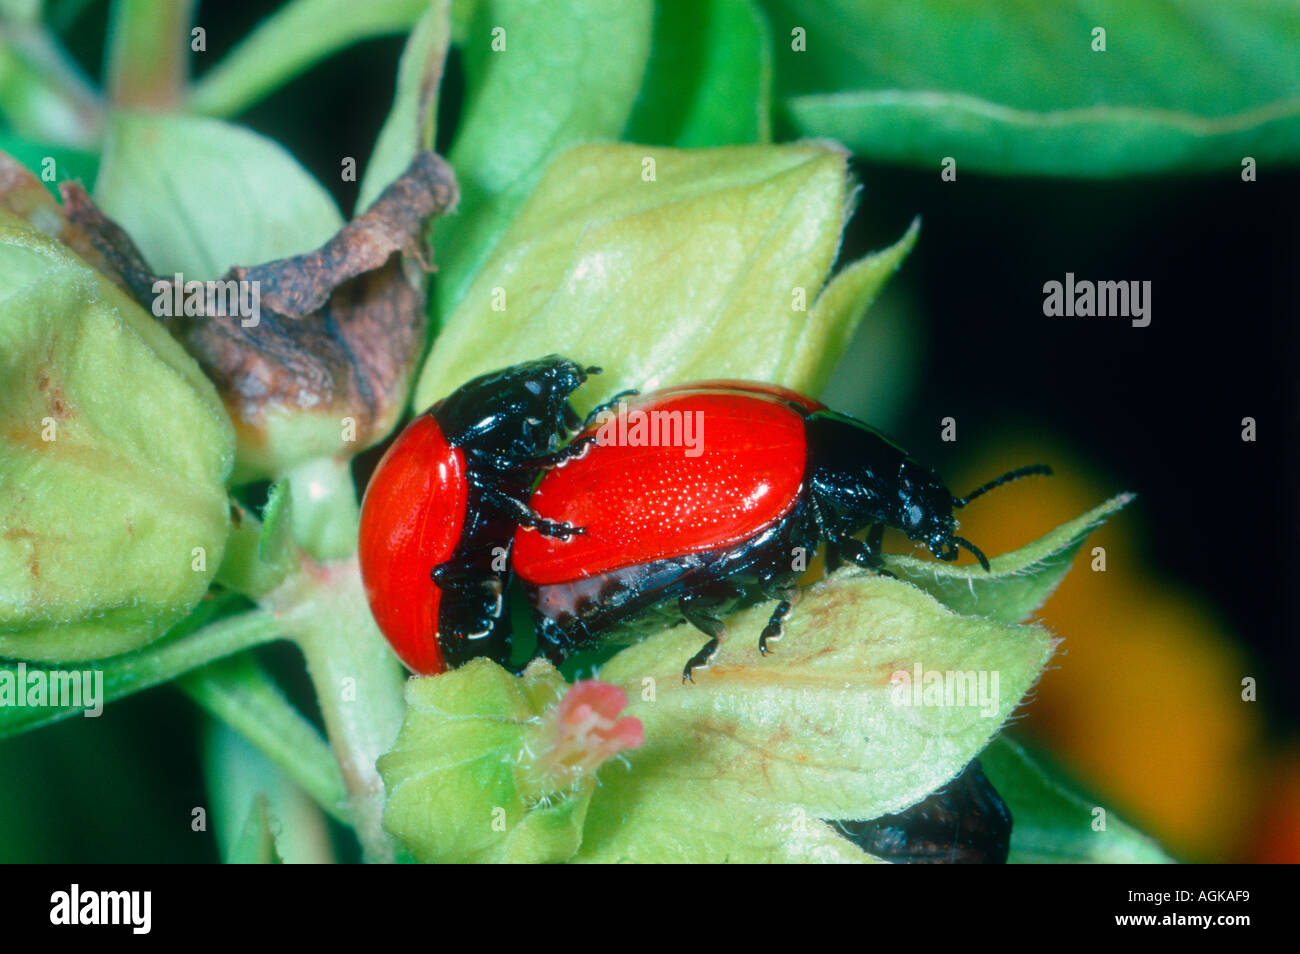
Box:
358;356;618;674
512;381;1050;681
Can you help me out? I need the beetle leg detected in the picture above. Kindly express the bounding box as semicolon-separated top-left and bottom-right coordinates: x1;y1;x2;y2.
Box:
431;562;505;620
428;561;508;665
470;432;602;471
678;589;734;683
534;613;574;667
581;389;639;430
561;402;583;433
837;534;896;578
758;583;801;655
865;523;884;557
480;486;586;539
536;434;599;468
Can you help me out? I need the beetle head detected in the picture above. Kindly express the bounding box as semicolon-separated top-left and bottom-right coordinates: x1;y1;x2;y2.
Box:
435;355;597;453
910;462;1055;571
891;459;975;565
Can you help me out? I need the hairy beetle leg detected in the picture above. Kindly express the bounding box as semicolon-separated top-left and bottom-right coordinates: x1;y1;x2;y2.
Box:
758;584;801;655
837;531;896;579
679;589;734;682
581;389;639;430
484;487;586;540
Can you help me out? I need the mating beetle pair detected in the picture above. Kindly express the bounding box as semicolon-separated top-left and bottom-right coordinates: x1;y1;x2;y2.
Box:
358;357;1049;680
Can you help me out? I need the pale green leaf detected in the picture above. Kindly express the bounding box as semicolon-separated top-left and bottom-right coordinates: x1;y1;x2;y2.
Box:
885;493;1134;624
416;142;913;413
94;111;343;278
796;216;918;396
580;571;1054;857
379;658;593;863
575;770;881;863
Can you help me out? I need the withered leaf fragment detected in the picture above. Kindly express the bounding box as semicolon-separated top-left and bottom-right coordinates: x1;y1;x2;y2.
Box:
0;155;126;280
64;151;458;479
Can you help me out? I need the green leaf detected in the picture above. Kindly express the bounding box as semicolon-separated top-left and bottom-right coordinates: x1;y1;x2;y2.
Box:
762;0;1300;176
430;0;654;319
0;604;282;738
379;658;595;863
625;0;772;147
0;212;235;660
256;480;295;566
885;493;1134;624
215;481;298;599
94;111;343;278
415;142;915;412
179;653;347;822
188;0;430;118
356;0;452;213
981;736;1172;863
227;794;278;864
575;571;1054;861
800;217;918;397
0;23;102;147
203;720;335;864
575;771;881;863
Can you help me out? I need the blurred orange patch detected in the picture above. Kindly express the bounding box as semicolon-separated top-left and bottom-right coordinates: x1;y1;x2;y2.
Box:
938;439;1265;862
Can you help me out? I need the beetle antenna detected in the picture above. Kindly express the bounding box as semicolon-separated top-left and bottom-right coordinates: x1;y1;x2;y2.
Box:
954;464;1052;509
953;536;990;572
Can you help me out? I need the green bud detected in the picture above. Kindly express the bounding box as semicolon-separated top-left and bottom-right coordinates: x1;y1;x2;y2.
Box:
414;141;918;412
0;212;235;661
379;658;642;863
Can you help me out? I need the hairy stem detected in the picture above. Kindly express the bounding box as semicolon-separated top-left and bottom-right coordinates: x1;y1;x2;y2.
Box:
271;559;406;863
284;456;361;563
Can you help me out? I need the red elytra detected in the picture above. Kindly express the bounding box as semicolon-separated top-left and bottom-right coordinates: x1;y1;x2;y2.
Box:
513;389;809;585
358;414;467;674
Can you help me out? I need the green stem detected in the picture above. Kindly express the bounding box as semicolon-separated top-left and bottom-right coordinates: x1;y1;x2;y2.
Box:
283;456;361;563
0;23;103;145
188;0;427;118
203;720;338;863
179;654;349;823
276;453;404;861
275;561;406;863
105;0;195;109
0;606;284;740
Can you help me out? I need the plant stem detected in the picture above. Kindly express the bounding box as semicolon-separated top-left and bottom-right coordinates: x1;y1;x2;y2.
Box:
276;560;406;863
0;23;103;145
105;0;194;109
0;606;284;739
180;654;349;823
278;459;405;862
284;456;361;563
